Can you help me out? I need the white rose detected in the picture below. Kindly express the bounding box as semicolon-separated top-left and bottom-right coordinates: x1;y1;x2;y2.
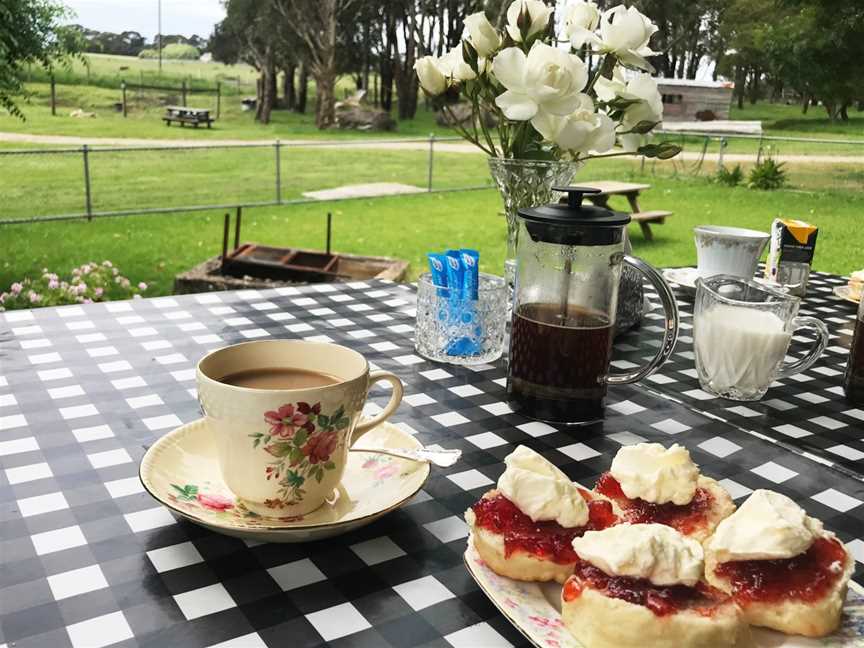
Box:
505;0;553;43
599;5;659;71
464;12;501;58
414;56;447;95
439;46;476;81
621;73;663;126
493;42;588;121
532;93;616;154
595;70;662;128
564;1;601;49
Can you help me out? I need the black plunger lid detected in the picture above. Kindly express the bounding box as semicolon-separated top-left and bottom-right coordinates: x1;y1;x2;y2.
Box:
517;186;631;246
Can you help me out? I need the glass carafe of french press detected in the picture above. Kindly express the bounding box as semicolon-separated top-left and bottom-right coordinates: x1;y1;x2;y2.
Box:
507;187;680;423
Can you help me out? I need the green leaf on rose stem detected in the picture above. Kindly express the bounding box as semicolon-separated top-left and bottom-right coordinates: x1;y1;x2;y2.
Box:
289;447;304;465
317;414;330;428
331;406;344;422
315;469;323;483
628;120;660;135
293;429;309;447
636;144;661;158
336;417;350;430
324;461;336;470
657;143;682;160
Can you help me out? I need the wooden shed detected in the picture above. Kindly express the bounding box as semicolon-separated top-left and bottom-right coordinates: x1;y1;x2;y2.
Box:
656;79;735;121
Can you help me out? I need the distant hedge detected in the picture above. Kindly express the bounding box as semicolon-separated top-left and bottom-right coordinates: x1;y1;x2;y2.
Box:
139;44;200;60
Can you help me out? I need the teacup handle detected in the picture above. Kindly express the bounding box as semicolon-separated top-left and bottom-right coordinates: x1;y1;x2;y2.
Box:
776;316;829;379
351;370;404;445
607;255;680;385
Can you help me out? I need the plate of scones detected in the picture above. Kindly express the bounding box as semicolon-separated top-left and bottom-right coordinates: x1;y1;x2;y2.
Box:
464;444;864;647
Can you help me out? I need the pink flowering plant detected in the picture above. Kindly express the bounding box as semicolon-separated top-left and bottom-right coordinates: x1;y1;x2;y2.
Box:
0;261;149;310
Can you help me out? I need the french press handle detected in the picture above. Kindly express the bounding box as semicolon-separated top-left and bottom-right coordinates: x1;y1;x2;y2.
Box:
606;255;680;385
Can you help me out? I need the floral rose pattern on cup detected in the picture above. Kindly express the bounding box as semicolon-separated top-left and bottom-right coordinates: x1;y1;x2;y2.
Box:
249;401;350;507
171;483;235;512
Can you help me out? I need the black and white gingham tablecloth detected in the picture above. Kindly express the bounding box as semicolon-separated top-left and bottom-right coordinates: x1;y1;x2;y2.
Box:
1;276;863;648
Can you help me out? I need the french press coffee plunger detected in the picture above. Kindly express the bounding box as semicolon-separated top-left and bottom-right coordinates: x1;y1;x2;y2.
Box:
507;187;680;423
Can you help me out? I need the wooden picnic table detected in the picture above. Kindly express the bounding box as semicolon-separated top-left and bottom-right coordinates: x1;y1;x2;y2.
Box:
162;106;214;128
578;180;672;241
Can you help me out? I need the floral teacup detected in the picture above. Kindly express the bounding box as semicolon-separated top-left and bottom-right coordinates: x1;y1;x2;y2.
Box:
197;340;403;517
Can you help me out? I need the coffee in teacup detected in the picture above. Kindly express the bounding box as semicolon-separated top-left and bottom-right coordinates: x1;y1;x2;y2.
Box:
197;340;404;517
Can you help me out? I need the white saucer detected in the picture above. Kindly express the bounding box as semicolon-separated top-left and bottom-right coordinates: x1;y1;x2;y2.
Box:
139;418;430;542
663;267;787;298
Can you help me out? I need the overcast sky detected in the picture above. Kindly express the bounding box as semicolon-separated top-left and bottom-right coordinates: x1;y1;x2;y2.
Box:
62;0;226;38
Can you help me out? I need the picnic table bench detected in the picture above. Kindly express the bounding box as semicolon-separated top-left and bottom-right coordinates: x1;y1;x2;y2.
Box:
162;106;214;128
579;180;672;241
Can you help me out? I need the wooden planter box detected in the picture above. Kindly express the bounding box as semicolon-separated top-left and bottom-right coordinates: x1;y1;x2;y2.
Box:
173;248;409;295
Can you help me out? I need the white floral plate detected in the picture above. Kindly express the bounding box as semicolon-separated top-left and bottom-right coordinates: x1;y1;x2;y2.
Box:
139;418;430;542
833;286;861;306
464;541;864;647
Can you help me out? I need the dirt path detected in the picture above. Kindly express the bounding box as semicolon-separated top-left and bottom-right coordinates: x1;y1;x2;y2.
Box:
1;131;862;165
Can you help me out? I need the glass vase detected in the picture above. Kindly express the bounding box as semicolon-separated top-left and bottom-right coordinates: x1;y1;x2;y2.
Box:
487;158;579;287
487;157;644;334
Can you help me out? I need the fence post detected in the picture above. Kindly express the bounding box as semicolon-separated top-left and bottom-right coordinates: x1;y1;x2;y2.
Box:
216;82;221;119
427;133;435;191
181;80;187;106
718;137;727;168
756;134;764;165
50;75;56;116
121;81;127;117
274;139;282;204
82;145;93;221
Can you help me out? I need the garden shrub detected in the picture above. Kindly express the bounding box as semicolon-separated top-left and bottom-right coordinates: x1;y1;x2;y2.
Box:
748;157;787;190
715;164;743;187
0;261;148;311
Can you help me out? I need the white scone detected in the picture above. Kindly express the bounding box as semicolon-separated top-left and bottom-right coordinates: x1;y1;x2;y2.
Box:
704;489;854;637
595;474;735;543
468;519;576;584
705;534;854;637
561;580;749;648
465;489;618;584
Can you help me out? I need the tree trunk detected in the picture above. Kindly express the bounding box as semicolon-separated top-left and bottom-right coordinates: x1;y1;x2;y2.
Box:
296;62;308;113
258;49;276;124
314;73;336;128
748;67;760;105
255;75;264;121
311;0;338;129
840;102;849;121
802;95;810;114
283;64;296;111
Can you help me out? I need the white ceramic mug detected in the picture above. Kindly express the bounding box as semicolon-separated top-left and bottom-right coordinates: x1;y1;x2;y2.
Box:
694;225;770;279
197;340;403;517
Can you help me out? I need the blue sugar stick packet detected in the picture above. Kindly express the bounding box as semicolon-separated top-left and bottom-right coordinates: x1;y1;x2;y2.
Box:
444;250;464;298
460;249;479;300
445;249;482;357
427;253;448;296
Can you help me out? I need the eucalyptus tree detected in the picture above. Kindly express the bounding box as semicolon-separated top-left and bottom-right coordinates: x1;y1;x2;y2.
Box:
1;0;81;118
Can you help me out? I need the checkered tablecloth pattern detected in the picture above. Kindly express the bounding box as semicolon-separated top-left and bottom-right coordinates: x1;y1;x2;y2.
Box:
2;278;863;648
623;270;864;477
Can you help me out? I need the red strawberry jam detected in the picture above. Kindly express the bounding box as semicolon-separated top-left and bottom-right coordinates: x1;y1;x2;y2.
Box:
714;536;847;604
565;560;729;617
595;472;712;536
471;493;617;563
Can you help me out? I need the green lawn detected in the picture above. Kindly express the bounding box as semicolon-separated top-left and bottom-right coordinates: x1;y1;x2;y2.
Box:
2;165;862;300
3;82;448;141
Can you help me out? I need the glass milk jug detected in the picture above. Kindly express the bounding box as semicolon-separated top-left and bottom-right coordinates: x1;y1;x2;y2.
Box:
507;187;680;423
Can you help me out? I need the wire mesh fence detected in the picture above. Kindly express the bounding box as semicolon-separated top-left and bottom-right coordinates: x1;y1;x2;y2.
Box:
0;132;861;226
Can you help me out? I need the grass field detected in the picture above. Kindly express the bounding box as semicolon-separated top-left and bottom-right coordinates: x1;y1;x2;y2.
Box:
1;56;862;303
3;160;862;299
